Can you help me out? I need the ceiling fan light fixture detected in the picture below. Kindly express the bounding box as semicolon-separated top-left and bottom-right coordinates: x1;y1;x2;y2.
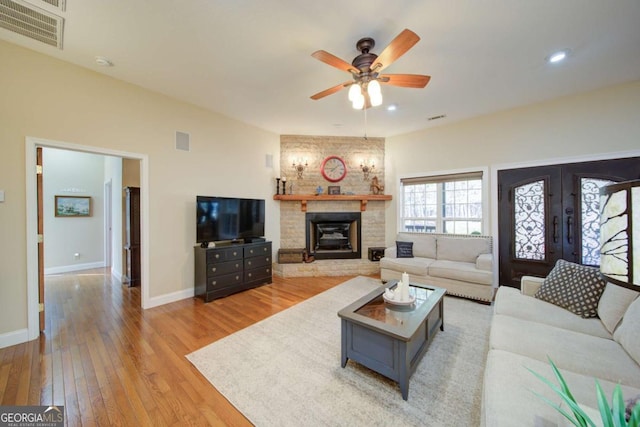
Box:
348;83;361;102
367;80;381;97
352;92;365;110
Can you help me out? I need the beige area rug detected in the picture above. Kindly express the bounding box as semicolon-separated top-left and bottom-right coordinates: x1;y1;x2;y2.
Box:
187;276;493;426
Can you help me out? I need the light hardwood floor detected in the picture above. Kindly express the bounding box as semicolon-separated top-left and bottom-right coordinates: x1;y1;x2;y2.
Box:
0;269;371;426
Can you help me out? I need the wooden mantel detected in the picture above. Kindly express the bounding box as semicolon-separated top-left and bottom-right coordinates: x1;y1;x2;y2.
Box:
273;194;392;212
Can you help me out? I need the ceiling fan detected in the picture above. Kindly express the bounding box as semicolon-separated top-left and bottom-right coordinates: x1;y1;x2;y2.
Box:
310;29;431;109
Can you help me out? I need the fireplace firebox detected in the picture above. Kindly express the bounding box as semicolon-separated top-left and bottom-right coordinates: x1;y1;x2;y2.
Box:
305;212;361;260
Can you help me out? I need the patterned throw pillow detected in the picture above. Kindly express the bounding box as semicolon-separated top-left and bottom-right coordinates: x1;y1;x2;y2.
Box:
396;241;414;258
535;259;607;318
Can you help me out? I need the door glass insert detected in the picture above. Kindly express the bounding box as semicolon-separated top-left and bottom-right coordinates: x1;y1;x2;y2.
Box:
514;180;546;260
580;177;614;266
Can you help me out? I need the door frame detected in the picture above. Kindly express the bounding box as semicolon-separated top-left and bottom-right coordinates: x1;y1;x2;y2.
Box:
104;179;113;269
25;137;150;342
490;149;640;287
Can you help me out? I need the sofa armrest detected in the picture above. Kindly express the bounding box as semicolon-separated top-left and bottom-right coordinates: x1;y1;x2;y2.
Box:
521;275;545;296
476;253;493;271
384;247;397;258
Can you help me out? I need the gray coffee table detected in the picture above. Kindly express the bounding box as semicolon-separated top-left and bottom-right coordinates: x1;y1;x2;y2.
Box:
337;280;445;400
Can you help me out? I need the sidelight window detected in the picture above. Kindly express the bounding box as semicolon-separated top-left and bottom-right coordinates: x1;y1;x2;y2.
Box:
580;177;614;266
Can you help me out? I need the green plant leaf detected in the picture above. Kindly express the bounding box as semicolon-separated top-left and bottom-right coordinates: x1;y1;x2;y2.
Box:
595;381;614;426
629;400;640;427
610;384;626;427
526;363;594;427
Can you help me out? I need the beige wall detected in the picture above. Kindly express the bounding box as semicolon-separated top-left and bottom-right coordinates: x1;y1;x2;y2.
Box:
0;40;280;340
385;81;640;244
43;148;105;271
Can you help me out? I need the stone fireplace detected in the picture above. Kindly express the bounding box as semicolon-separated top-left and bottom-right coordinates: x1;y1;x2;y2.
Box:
306;212;361;260
274;134;387;277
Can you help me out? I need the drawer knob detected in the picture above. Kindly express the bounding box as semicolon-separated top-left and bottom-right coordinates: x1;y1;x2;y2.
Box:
215;254;220;259
264;247;267;251
211;267;217;273
235;275;240;280
266;257;270;262
248;261;252;266
248;273;252;277
212;280;217;285
250;249;254;254
233;251;237;256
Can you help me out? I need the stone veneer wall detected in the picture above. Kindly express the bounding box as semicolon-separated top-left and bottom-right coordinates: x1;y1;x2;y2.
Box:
278;135;387;261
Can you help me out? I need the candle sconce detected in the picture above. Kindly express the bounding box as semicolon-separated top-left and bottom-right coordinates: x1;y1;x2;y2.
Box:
360;161;375;180
292;160;308;179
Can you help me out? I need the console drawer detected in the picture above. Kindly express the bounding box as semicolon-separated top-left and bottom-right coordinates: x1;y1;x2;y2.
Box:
244;266;272;283
207;272;243;290
245;242;272;258
207;260;242;276
207;247;243;263
244;255;271;270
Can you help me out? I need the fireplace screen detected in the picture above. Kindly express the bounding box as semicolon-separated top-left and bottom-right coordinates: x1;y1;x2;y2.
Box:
306;212;361;260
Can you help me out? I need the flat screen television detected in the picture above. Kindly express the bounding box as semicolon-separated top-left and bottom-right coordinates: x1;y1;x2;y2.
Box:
196;196;265;245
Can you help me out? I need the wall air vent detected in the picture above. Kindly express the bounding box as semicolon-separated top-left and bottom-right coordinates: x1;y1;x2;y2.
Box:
0;0;64;49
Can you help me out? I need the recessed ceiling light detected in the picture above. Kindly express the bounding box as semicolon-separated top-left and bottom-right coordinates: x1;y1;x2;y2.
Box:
95;56;113;67
387;104;397;111
547;49;570;64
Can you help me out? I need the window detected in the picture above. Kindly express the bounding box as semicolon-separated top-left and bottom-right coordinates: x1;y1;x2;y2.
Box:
401;171;484;235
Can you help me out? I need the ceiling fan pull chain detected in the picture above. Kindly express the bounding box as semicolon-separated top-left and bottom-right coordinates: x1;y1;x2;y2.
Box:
363;105;368;140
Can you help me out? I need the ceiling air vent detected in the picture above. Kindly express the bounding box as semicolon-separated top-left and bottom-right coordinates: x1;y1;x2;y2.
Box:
38;0;65;11
0;0;64;49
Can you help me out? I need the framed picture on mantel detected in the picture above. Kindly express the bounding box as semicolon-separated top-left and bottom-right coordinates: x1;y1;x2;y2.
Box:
328;186;341;195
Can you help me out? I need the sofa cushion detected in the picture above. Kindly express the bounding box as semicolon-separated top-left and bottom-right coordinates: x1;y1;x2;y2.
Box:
535;259;607;318
598;282;639;334
614;296;640;366
396;232;437;258
476;253;493;272
436;237;490;263
396;241;414;258
489;314;640;387
429;260;493;285
494;287;611;339
482;349;640;427
379;256;433;277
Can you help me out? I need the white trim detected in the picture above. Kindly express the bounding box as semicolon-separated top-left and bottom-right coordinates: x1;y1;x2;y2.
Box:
44;261;105;275
104;179;112;268
145;288;195;309
490;149;640;288
396;166;490;234
25;137;151;344
0;329;29;350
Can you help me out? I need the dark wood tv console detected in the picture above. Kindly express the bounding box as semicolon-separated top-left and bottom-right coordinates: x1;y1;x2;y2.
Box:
194;241;272;302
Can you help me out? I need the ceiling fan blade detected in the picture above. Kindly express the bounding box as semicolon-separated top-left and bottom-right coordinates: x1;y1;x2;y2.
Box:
311;50;359;73
310;81;352;100
370;29;420;72
379;74;431;88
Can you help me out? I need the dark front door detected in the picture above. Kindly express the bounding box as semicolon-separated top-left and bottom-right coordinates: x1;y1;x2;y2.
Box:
498;157;639;288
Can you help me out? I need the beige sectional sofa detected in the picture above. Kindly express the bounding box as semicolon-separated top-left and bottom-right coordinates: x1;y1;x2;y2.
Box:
482;276;640;426
380;232;495;303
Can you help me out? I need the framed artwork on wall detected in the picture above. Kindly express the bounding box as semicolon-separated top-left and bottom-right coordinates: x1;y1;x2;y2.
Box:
328;186;341;195
55;195;92;217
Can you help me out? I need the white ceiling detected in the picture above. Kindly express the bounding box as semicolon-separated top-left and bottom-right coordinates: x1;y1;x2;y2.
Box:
3;0;640;137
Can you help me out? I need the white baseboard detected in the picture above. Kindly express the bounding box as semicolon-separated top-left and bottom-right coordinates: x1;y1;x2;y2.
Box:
45;261;105;275
0;328;30;349
111;267;123;283
145;288;194;309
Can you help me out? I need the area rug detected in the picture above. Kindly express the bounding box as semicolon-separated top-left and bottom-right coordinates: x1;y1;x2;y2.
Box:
187;276;493;426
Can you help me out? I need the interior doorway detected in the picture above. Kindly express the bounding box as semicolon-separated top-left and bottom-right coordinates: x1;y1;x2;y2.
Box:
25;137;149;341
497;156;640;288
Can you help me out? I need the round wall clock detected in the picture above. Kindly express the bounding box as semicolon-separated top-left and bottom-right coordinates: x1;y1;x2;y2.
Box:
320;156;347;182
